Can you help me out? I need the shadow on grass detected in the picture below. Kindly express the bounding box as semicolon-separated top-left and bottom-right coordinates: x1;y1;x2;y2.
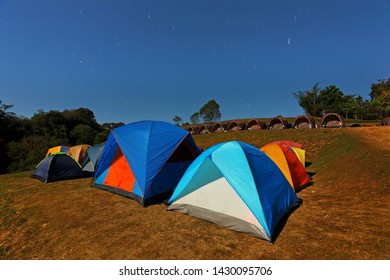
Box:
271;202;302;245
296;181;314;193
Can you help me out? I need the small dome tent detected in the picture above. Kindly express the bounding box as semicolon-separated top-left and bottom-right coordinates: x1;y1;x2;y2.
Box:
320;113;345;128
199;124;211;134
67;144;90;164
46;146;68;157
246;119;266;130
260;143;311;191
31;153;85;183
168;141;301;242
93;120;201;206
267;141;305;166
268;141;303;149
293;116;316;129
268;117;289;129
211;122;227;133
227;121;246;132
81;143;105;174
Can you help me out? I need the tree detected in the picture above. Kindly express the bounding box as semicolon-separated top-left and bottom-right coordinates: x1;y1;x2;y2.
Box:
190;112;200;124
370;91;390;118
342;95;359;119
172;115;183;126
199;100;221;123
101;122;124;130
354;95;365;120
318;85;344;115
370;77;390;101
63;107;100;130
70;124;97;145
369;77;390;118
0;100;14;137
292;83;322;116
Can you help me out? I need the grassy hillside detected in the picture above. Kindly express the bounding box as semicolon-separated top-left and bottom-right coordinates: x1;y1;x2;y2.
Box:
0;127;389;259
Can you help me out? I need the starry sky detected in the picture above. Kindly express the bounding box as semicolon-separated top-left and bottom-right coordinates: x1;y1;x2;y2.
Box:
1;0;389;124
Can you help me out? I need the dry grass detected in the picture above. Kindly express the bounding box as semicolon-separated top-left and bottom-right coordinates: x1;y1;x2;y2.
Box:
0;127;389;260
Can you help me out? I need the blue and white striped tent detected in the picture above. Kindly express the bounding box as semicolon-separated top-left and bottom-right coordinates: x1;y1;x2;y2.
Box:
168;141;301;242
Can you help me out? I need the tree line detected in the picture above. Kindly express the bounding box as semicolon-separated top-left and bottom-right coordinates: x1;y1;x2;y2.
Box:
0;105;123;173
1;77;388;173
293;77;390;120
173;99;222;126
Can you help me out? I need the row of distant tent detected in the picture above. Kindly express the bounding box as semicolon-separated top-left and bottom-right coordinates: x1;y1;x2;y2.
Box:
188;113;359;135
31;120;311;243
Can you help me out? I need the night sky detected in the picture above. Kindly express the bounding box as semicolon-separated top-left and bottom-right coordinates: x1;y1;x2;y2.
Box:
1;0;389;124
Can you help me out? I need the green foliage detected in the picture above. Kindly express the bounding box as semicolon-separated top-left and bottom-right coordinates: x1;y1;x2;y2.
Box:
342;95;359;119
94;130;110;145
70;124;97;145
199;100;221;123
369;78;390;118
318;85;344;114
0;105;107;173
370;78;390;101
63;107;100;130
7;136;49;172
294;78;390;119
190;112;201;124
101;122;124;130
172;115;183;126
293;83;322;116
0;101;15;138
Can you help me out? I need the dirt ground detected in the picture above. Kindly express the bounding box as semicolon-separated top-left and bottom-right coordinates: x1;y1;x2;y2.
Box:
346;126;390;151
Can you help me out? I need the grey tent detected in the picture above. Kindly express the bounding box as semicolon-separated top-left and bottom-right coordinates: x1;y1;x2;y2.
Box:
81;143;105;174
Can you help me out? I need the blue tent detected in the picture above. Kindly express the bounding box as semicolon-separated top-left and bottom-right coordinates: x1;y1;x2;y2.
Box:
168;141;301;242
93;120;201;206
81;142;105;174
31;153;85;183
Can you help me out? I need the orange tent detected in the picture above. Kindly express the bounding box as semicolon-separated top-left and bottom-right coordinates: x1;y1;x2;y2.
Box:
268;141;303;149
46;146;68;157
260;144;311;191
67;144;90;164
